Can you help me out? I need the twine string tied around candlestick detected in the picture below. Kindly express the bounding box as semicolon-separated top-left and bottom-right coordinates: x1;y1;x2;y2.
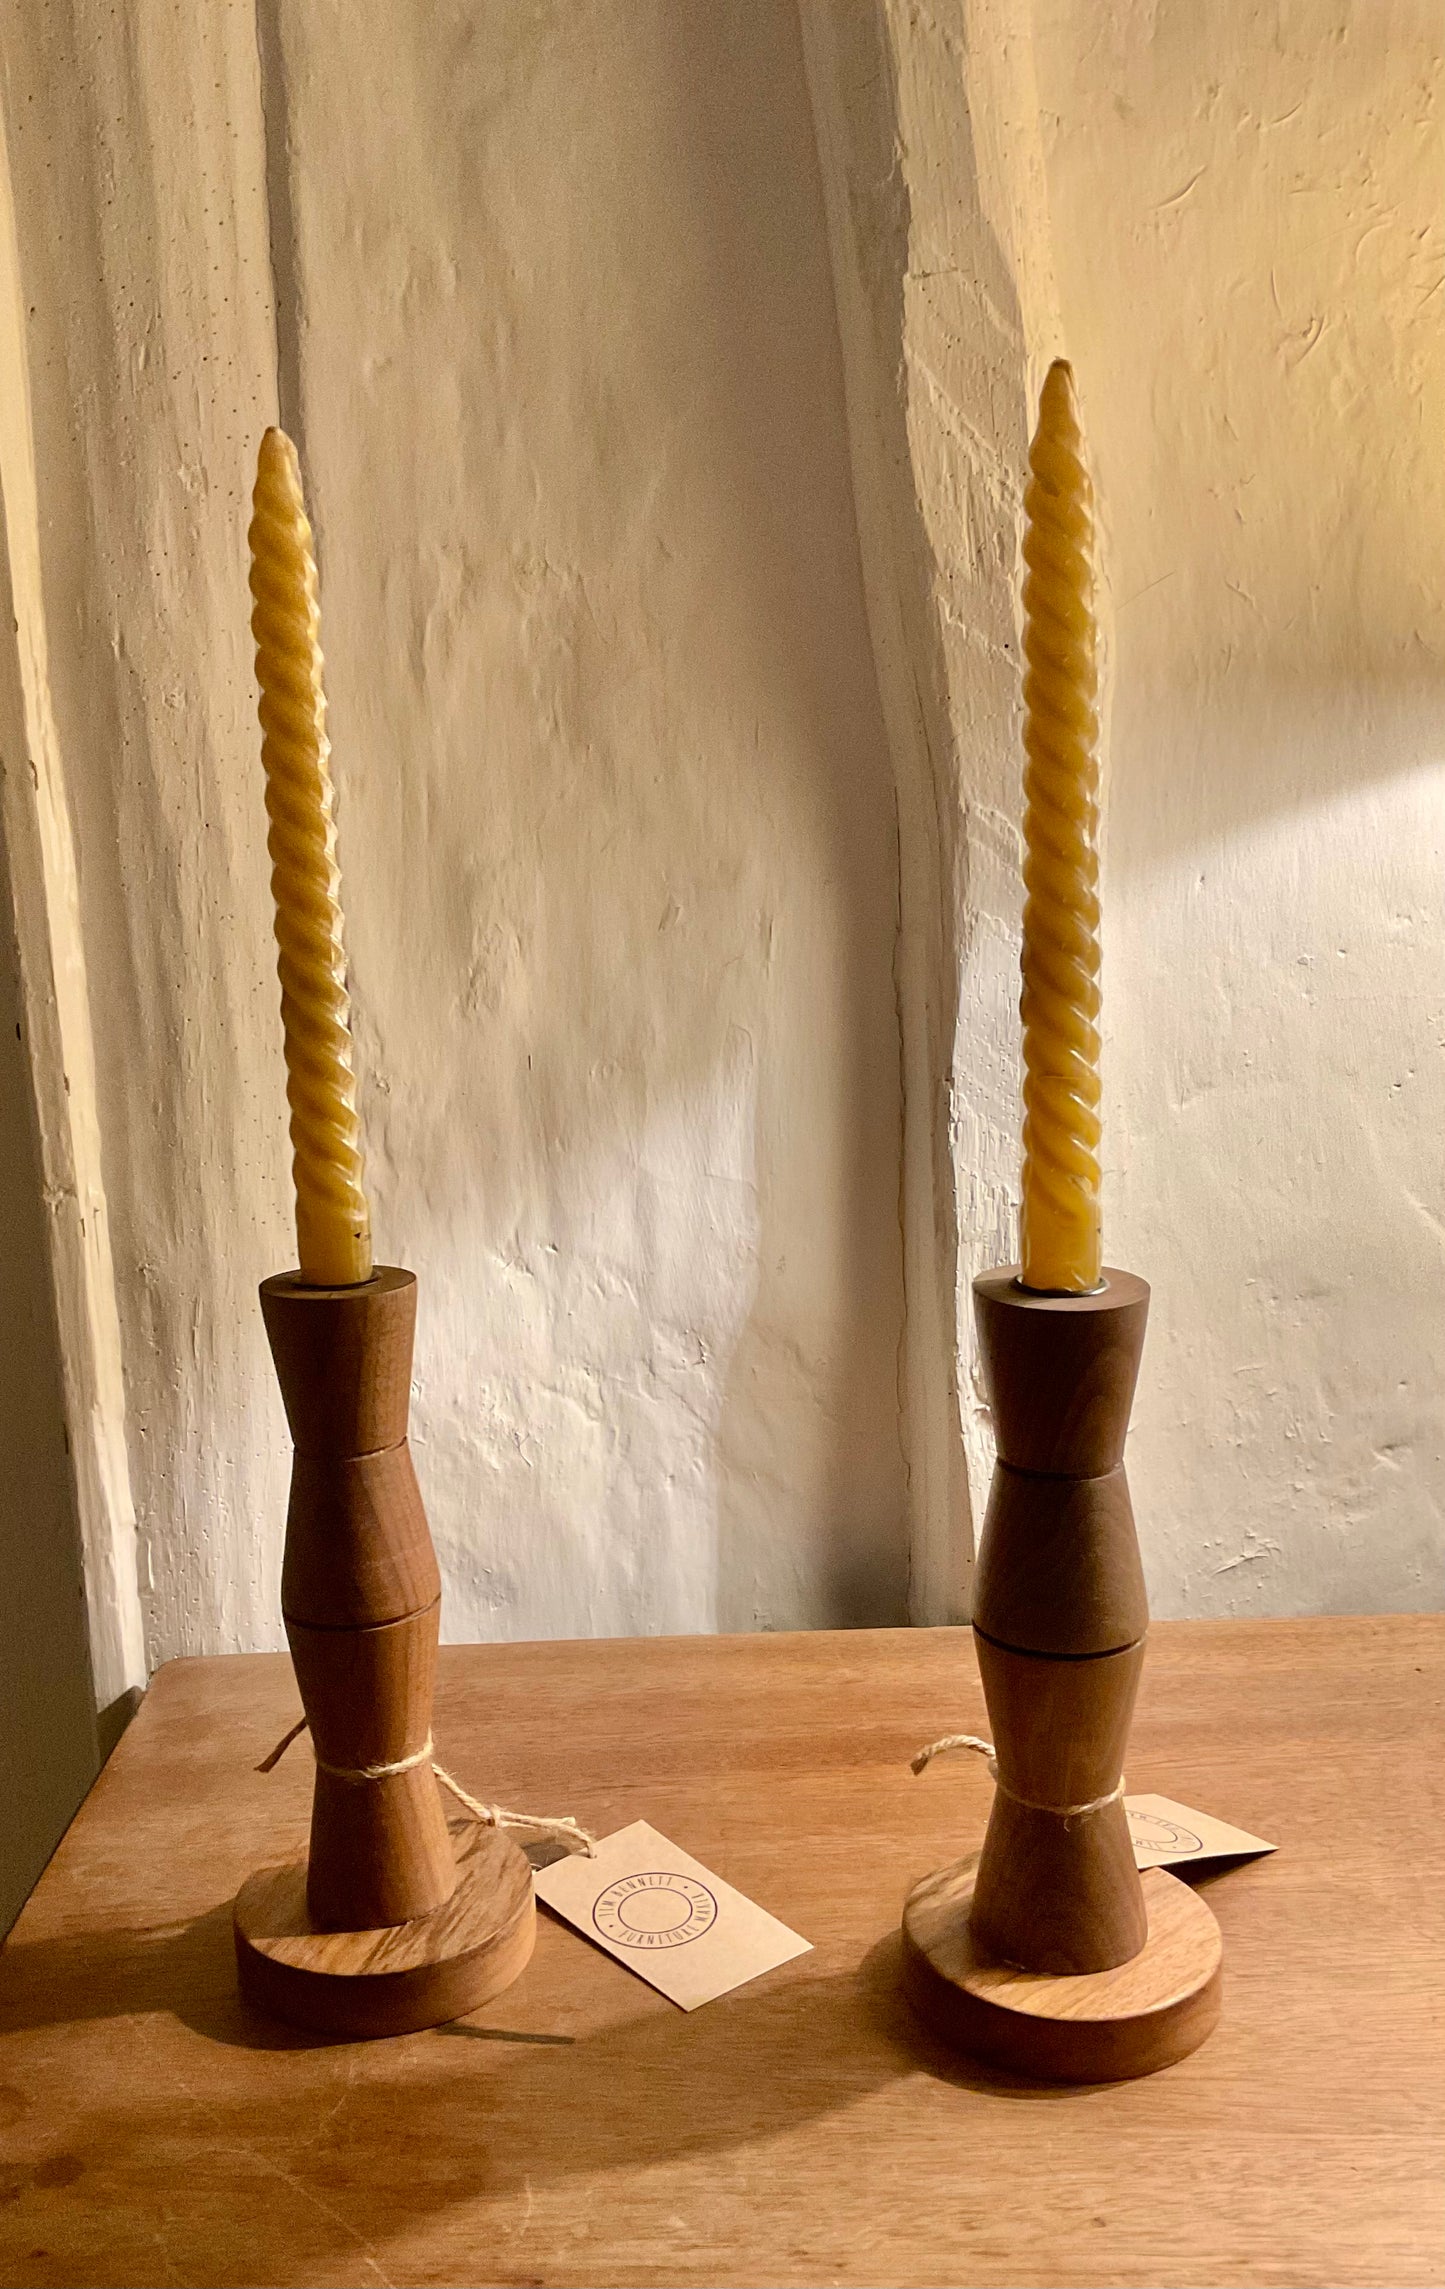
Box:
910;1732;1124;1821
258;1716;595;1855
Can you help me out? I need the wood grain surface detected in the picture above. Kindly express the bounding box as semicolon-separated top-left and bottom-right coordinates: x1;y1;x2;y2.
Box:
259;1268;418;1459
281;1445;439;1630
972;1267;1149;1475
904;1856;1221;2080
968;1633;1149;1972
263;1269;457;1937
967;1272;1153;1977
235;1823;536;2039
972;1460;1148;1655
0;1618;1440;2288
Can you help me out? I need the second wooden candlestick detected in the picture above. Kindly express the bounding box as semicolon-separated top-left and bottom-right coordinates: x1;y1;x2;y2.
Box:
902;1268;1222;2081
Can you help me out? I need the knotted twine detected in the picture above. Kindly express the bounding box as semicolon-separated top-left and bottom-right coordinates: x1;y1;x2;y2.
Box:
910;1732;1124;1820
258;1716;595;1856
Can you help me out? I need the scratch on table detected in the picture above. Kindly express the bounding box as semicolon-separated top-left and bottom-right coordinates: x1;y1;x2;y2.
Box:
147;2223;188;2289
170;2063;396;2287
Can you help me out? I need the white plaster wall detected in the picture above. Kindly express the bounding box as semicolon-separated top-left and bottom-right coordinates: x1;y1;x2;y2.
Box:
800;0;1075;1620
3;0;908;1661
2;1;297;1664
5;0;1439;1728
1035;0;1445;1612
803;0;988;1626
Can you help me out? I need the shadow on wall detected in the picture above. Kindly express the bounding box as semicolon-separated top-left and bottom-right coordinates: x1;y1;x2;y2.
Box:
0;790;98;1932
645;0;911;1630
796;0;1040;1622
270;0;910;1639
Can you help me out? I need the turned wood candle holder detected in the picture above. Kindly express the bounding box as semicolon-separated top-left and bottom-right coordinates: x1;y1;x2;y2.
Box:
902;1268;1223;2081
232;1266;535;2038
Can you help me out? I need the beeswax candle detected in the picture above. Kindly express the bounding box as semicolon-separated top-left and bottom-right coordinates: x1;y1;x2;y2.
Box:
249;429;373;1287
1018;362;1102;1294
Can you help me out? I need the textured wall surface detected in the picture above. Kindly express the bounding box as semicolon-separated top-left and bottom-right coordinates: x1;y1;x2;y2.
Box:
271;0;909;1639
1;0;1440;1828
0;795;98;1934
1036;0;1445;1612
3;0;294;1663
800;0;1065;1619
2;0;908;1663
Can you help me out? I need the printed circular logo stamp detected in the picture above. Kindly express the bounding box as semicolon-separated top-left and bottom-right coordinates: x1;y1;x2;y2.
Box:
593;1871;719;1950
1127;1810;1203;1856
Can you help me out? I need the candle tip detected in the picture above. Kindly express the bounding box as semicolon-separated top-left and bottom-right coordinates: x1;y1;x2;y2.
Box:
256;425;302;485
253;429;309;535
1039;358;1077;413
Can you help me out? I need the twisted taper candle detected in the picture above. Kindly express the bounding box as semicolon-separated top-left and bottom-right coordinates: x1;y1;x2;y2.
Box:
1018;360;1102;1294
249;428;372;1287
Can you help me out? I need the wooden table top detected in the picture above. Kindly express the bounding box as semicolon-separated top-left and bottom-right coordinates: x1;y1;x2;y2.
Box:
0;1617;1440;2288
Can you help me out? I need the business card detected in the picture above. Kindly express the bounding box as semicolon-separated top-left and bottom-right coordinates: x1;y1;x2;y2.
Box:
1126;1793;1276;1869
532;1819;812;2010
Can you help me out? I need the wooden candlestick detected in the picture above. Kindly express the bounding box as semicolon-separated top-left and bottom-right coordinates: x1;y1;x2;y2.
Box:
233;1266;535;2037
902;1268;1222;2081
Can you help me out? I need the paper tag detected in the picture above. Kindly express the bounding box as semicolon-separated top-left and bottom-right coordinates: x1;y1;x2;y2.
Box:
1125;1792;1275;1869
532;1820;811;2010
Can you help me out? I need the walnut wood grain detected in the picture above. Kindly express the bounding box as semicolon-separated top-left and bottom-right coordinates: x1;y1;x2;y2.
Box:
259;1266;417;1458
969;1787;1148;1973
0;1619;1440;2288
234;1821;535;2039
973;1267;1149;1476
969;1633;1148;1972
973;1461;1148;1656
957;1271;1157;1990
286;1603;456;1933
974;1632;1146;1807
904;1856;1221;2081
260;1270;459;1941
281;1444;439;1628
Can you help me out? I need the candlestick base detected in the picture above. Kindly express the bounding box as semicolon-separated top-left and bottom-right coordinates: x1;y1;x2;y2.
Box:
903;1853;1221;2082
234;1818;535;2040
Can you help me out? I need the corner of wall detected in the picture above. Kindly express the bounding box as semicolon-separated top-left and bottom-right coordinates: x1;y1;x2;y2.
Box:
0;119;146;1712
798;0;1064;1620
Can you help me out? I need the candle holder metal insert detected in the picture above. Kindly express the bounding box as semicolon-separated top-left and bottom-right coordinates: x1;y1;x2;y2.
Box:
232;1265;535;2038
902;1266;1222;2082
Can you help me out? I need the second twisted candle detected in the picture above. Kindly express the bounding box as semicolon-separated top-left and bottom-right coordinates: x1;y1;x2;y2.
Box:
249;429;373;1289
1019;360;1102;1295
